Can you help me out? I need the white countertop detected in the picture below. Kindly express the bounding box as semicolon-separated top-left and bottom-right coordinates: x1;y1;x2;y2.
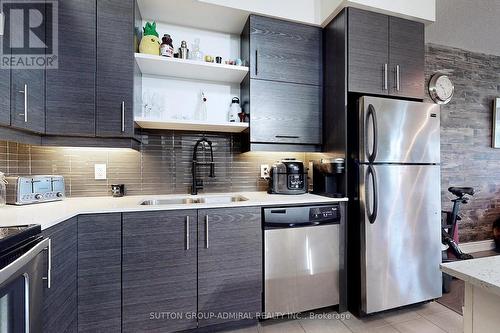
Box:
441;255;500;297
0;192;347;230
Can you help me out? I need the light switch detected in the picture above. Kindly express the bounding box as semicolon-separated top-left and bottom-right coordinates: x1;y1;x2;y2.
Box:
94;164;107;180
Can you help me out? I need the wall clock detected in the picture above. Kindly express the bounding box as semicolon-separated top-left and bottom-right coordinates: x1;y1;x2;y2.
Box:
428;73;454;104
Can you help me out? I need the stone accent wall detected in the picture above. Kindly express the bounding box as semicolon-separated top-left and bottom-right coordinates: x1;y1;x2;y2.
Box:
425;43;500;242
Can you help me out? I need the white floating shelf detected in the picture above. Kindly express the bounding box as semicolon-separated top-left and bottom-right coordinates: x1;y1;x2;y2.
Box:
135;118;249;133
134;53;249;84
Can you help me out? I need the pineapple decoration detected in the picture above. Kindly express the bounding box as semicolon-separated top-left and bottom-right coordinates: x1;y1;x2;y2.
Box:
139;22;161;55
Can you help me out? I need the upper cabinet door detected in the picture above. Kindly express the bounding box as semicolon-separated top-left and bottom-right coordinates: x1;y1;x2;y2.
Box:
0;69;10;126
6;0;45;133
96;0;134;137
347;8;389;95
11;69;45;133
46;0;96;136
389;17;425;99
249;15;322;85
249;79;322;145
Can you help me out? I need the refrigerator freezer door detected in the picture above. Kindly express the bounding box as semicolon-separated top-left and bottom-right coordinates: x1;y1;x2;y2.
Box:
360;164;442;314
359;96;440;164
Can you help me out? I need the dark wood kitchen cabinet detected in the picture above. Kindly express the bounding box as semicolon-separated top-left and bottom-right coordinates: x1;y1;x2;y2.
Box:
96;0;135;137
388;16;425;99
197;207;262;328
240;15;322;151
122;210;198;333
10;69;46;133
0;69;10;126
42;218;78;333
77;214;121;333
249;79;322;145
45;0;96;136
347;9;389;96
346;7;424;99
247;15;322;85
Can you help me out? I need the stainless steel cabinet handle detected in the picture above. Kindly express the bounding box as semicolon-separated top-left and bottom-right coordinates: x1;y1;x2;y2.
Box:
275;135;300;139
255;49;258;76
383;64;388;90
205;215;209;249
121;101;125;132
185;216;190;250
396;65;401;91
19;84;28;122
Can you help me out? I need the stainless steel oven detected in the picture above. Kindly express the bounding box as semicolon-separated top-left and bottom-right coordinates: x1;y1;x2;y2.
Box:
0;226;50;333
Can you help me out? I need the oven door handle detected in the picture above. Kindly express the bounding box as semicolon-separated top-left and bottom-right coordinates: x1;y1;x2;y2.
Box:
0;238;50;286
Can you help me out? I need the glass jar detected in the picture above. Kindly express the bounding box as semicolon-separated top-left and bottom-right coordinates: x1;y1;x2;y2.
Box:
0;172;7;207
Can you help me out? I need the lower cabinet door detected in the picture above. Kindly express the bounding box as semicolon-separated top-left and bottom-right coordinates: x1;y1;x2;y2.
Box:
42;218;78;333
197;207;262;328
77;214;121;332
122;210;198;333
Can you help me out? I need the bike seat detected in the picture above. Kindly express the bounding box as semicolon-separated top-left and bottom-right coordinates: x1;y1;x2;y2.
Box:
448;187;474;197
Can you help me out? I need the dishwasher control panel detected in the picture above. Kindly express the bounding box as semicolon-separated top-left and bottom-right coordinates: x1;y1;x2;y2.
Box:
263;204;341;228
310;205;340;222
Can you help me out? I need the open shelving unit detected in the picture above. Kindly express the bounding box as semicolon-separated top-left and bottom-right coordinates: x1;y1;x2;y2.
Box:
134;53;249;84
135;118;249;133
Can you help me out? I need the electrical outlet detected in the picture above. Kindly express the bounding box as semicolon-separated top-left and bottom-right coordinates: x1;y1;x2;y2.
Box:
260;164;270;179
94;164;107;180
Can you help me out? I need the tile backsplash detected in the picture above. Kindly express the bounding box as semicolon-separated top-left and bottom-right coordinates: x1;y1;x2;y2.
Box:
0;130;330;197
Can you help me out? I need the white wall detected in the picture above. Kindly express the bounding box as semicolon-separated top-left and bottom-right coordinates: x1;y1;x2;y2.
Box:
425;0;500;56
199;0;323;25
201;0;435;26
347;0;435;22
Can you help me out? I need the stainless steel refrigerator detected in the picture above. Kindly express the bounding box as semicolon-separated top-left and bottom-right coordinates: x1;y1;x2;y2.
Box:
358;96;442;314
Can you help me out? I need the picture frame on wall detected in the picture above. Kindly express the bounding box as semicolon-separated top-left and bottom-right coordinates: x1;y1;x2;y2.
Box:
494;98;500;148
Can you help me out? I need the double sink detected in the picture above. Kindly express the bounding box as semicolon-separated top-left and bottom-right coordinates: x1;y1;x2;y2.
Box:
140;195;248;206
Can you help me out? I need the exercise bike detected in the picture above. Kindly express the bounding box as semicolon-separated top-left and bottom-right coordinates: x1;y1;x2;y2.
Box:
442;187;475;261
442;187;475;293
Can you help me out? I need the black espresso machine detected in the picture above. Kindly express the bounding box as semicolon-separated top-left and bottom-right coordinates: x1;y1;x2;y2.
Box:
310;158;345;198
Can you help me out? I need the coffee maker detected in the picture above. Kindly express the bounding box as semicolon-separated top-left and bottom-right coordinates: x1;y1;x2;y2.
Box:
310;158;345;197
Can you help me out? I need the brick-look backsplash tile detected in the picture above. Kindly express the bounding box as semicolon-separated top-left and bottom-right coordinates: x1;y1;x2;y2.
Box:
0;130;314;198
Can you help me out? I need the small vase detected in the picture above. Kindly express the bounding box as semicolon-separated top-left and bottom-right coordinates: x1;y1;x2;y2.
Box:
139;35;160;56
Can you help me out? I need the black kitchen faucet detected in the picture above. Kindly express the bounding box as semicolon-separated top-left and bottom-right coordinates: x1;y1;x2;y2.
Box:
191;137;215;195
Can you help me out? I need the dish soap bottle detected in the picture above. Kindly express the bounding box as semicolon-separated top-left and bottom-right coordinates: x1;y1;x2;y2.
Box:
195;91;208;121
160;34;174;57
228;97;241;122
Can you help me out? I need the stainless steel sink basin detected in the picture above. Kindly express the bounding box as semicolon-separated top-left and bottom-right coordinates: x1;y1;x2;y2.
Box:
140;198;200;205
139;195;248;206
198;195;248;204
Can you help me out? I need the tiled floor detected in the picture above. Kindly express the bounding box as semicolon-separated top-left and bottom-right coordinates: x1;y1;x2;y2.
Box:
226;302;463;333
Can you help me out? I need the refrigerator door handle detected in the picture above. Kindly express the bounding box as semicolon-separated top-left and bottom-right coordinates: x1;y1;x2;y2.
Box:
365;104;378;162
365;165;378;224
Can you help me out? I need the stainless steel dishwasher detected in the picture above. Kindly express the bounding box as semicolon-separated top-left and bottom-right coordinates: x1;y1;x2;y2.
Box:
263;204;341;317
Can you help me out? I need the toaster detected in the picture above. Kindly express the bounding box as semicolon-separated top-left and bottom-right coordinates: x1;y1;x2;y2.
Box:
5;175;65;205
268;159;308;195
